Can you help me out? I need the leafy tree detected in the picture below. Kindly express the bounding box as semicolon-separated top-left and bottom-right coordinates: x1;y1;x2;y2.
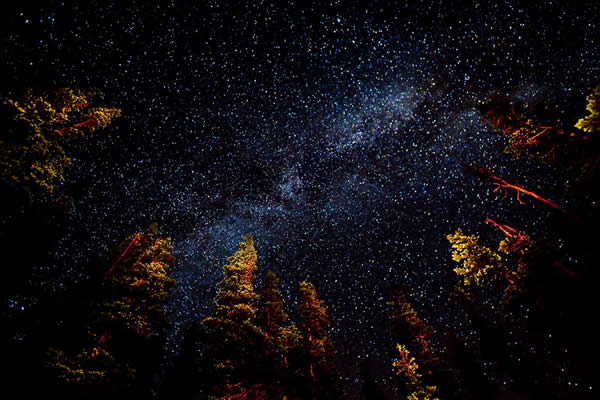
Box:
575;84;600;133
45;224;175;398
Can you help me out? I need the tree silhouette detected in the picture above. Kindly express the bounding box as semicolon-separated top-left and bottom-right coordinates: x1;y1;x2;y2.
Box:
293;281;342;400
387;289;439;399
45;224;175;398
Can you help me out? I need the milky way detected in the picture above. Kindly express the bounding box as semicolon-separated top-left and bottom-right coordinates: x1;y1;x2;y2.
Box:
3;0;599;391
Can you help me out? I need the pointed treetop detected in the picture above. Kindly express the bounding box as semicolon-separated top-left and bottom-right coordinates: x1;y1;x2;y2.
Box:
299;281;330;340
257;270;289;339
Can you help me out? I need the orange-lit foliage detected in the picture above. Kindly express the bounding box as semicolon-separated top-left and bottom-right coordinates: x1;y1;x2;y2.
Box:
388;289;434;362
388;291;439;399
256;270;288;342
485;218;532;256
203;234;260;333
102;223;176;337
393;344;421;384
296;281;340;398
478;94;582;163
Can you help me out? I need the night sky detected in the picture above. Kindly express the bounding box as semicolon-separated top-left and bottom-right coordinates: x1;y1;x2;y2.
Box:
2;0;599;393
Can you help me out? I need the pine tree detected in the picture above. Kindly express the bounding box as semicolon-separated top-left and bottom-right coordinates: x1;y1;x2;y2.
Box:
255;270;302;399
45;224;175;398
387;289;439;400
393;345;439;400
200;234;267;400
294;281;341;400
256;270;289;346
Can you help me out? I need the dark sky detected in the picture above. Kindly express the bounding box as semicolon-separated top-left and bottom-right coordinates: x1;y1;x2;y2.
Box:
2;0;599;393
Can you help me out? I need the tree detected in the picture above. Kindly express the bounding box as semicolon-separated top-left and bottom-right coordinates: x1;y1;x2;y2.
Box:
254;270;304;399
256;270;289;347
45;224;176;398
388;290;434;362
393;345;439;400
200;234;267;400
1;88;121;195
294;281;341;400
575;84;600;133
387;289;439;399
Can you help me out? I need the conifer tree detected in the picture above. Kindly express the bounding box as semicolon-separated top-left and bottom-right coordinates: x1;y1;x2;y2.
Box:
393;345;439;400
256;270;289;345
294;281;341;400
387;289;439;399
255;270;302;399
200;234;267;400
45;224;175;398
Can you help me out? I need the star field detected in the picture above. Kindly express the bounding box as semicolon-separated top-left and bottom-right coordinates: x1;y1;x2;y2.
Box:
2;0;599;393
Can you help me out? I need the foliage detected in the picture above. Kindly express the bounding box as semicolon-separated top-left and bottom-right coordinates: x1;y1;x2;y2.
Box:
296;281;341;399
46;330;135;386
200;235;268;399
477;94;561;162
256;270;289;342
45;224;175;394
392;345;439;400
388;289;433;360
446;228;502;286
393;344;421;384
575;85;600;133
1;88;120;195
